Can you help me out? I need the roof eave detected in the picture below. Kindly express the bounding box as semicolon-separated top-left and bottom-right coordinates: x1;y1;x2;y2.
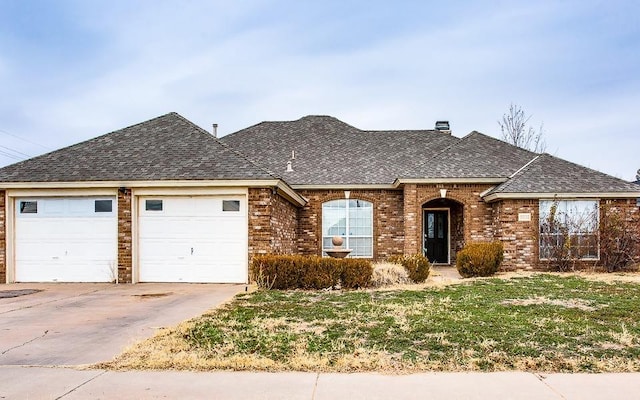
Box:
0;179;307;207
483;191;640;202
393;177;508;188
291;183;398;190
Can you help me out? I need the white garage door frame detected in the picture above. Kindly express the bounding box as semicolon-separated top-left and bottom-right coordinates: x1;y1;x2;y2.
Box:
131;187;249;284
4;189;118;283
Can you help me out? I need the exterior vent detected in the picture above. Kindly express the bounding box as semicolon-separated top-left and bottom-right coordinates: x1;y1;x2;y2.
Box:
286;161;293;172
212;123;218;138
435;121;450;133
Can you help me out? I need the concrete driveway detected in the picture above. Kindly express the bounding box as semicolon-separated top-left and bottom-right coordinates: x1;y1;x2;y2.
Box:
0;283;244;366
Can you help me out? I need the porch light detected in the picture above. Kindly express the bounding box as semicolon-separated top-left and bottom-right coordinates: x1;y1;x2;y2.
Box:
440;189;447;198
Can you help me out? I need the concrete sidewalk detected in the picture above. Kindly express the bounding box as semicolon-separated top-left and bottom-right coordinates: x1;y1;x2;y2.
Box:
1;367;638;400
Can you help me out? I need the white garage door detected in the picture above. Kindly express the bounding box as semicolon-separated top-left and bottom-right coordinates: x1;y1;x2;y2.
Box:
138;196;247;283
15;197;118;282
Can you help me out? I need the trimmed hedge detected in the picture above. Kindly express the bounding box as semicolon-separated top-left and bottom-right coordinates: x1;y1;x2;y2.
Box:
250;255;373;290
388;254;431;283
456;241;504;278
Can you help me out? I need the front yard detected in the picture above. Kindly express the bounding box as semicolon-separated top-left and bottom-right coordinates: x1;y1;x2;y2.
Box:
104;273;640;373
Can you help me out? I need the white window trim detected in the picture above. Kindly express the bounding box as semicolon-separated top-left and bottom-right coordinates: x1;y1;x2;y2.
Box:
538;199;600;261
322;199;373;258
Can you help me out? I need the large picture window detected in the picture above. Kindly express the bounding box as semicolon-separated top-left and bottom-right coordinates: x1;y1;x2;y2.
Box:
539;200;599;260
322;199;373;258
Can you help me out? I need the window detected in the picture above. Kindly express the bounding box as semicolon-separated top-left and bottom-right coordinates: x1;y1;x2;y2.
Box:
322;199;373;257
222;200;241;212
539;200;599;259
145;199;163;211
20;201;38;214
94;200;113;213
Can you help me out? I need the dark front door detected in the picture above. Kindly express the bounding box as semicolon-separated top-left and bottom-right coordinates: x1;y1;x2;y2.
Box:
423;210;448;263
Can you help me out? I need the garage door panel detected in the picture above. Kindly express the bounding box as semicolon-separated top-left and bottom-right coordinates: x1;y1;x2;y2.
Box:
15;197;117;283
138;196;247;283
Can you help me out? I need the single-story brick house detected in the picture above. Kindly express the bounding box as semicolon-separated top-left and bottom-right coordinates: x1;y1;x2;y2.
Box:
0;112;639;283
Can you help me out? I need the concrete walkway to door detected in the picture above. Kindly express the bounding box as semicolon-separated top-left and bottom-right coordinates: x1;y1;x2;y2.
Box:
0;283;244;366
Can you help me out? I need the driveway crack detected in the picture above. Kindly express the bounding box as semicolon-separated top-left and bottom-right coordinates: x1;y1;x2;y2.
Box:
311;372;320;400
1;330;49;355
0;288;106;316
534;373;567;399
55;370;107;399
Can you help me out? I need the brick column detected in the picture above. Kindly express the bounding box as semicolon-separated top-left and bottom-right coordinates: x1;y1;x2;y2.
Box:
403;184;419;255
248;188;272;258
0;191;5;284
117;188;132;283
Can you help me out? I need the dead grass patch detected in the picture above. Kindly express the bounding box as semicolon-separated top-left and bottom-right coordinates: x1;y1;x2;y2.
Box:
501;296;600;311
100;274;640;373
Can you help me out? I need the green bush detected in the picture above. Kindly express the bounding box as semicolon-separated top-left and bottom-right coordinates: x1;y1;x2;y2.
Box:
456;241;504;278
388;254;431;283
250;255;372;290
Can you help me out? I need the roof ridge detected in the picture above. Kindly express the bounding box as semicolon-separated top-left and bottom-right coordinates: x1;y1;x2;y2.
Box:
509;154;541;179
491;154;542;194
468;131;539;157
215;139;282;180
539;152;637;184
363;129;440;134
413;131;467;167
170;113;282;180
0;112;181;170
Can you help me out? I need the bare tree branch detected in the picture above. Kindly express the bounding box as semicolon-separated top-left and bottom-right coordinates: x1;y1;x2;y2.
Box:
498;103;547;153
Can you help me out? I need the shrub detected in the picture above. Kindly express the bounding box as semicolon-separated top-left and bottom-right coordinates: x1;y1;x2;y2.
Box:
388;254;431;283
456;241;504;278
250;255;372;290
371;262;411;288
299;257;342;289
599;204;640;272
340;259;373;289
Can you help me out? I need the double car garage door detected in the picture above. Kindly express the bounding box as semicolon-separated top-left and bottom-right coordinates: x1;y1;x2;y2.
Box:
14;196;247;283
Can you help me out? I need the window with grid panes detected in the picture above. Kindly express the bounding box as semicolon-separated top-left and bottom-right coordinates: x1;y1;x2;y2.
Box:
322;199;373;257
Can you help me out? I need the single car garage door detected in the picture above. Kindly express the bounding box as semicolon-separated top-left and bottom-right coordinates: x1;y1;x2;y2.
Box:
138;196;247;283
15;197;118;282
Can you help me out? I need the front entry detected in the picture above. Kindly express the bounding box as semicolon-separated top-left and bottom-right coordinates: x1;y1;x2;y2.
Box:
423;209;449;263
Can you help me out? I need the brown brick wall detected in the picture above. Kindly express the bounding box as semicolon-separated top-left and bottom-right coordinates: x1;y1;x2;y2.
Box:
599;198;640;268
402;185;418;255
117;188;132;283
248;188;299;258
297;189;404;260
409;184;495;263
0;191;5;283
492;199;539;270
493;198;640;271
248;188;271;257
270;192;298;254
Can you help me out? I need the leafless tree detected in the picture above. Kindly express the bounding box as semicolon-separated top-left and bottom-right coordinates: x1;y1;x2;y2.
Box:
498;103;547;153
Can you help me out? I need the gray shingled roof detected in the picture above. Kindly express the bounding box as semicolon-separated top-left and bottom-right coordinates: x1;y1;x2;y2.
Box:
220;116;461;185
404;131;537;179
489;154;640;194
0;112;277;182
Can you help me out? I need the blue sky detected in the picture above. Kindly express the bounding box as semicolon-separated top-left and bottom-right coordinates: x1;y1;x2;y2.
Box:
1;0;639;180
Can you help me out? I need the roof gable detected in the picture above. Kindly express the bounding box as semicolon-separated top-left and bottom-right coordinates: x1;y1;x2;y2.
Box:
0;113;277;182
489;153;640;195
220;115;460;185
405;131;538;179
